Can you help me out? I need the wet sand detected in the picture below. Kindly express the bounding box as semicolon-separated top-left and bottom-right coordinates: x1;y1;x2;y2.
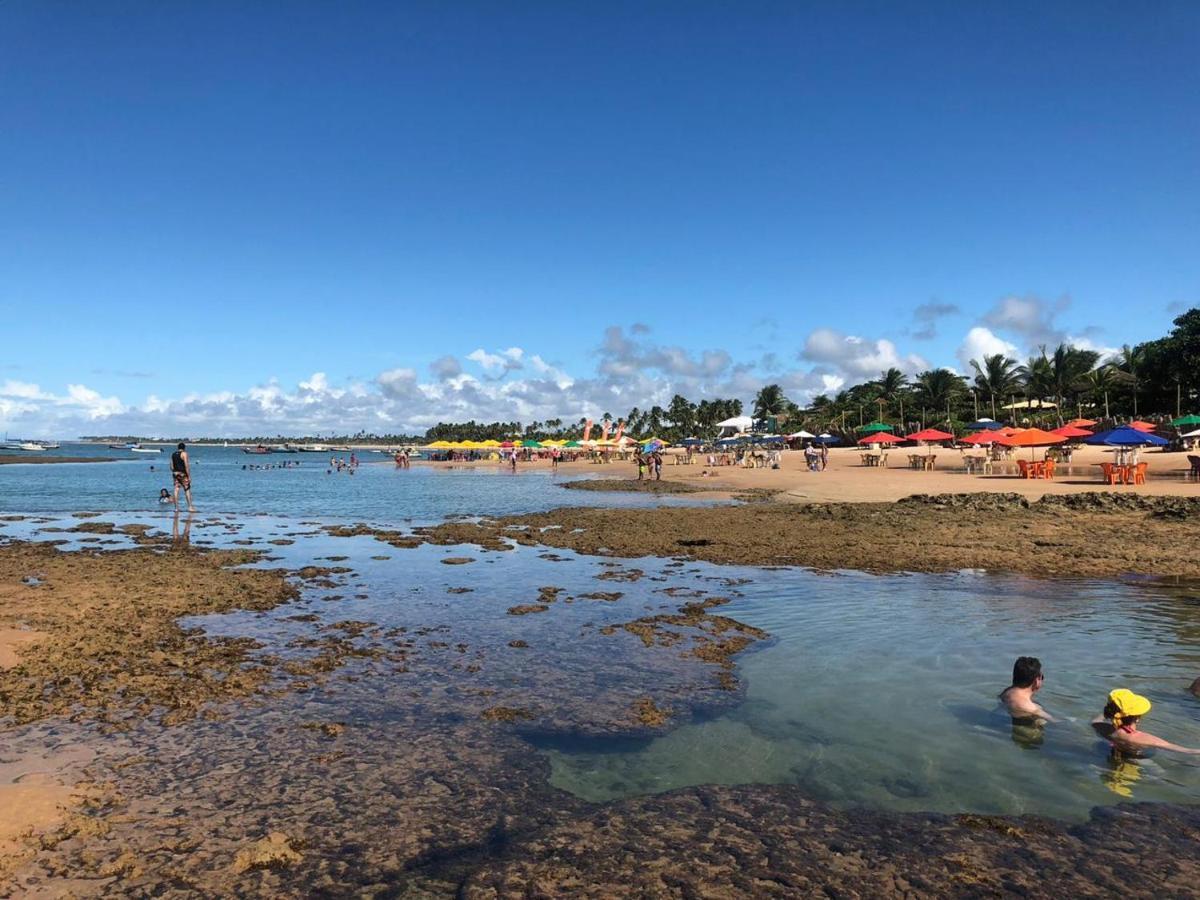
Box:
418;492;1200;578
0;539;299;726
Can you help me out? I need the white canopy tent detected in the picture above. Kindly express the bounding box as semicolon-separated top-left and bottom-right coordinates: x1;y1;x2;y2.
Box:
715;415;754;436
999;400;1057;410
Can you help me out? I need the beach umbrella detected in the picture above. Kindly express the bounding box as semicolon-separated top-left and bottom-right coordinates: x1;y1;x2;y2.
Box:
1083;427;1169;447
961;431;1002;445
1067;418;1097;428
564;440;582;448
857;432;901;445
500;441;515;448
1171;414;1200;428
680;437;704;446
994;427;1066;461
857;421;894;434
1128;420;1157;433
905;428;954;455
1181;428;1200;439
905;428;954;457
965;418;1004;431
1051;425;1093;439
521;439;542;448
812;433;841;445
787;430;816;440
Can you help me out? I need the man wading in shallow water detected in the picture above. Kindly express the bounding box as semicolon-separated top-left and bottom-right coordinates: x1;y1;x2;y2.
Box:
171;442;196;512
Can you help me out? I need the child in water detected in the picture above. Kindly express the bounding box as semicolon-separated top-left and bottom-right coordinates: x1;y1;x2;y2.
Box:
159;488;173;504
1092;689;1200;755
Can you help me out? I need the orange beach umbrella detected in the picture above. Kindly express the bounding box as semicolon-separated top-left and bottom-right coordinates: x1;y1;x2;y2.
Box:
995;427;1066;460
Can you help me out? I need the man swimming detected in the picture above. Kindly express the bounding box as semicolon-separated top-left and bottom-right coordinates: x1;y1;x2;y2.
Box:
999;656;1054;722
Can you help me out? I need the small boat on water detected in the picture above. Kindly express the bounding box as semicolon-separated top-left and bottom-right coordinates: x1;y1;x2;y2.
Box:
297;444;330;453
274;444;299;454
130;445;161;454
17;442;47;452
242;445;272;455
108;442;133;450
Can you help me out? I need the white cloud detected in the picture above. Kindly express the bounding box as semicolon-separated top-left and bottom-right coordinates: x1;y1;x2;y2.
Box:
800;328;928;380
466;347;524;373
956;326;1021;370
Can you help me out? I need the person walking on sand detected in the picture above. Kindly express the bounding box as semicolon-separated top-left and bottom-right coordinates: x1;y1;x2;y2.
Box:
999;657;1054;722
170;442;195;512
1093;689;1200;755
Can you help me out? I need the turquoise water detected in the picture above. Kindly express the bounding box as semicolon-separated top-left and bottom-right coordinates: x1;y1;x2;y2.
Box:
0;442;703;520
540;569;1200;819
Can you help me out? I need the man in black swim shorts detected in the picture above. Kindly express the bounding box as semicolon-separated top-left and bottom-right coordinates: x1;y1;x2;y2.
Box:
171;442;195;512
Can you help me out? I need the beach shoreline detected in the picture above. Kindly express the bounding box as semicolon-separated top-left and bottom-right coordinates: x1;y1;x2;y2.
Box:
0;456;119;465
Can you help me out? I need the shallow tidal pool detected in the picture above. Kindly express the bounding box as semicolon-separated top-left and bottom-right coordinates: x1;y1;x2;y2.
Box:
542;568;1200;820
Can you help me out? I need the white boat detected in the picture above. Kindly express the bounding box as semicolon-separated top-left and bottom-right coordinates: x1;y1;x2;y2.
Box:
130;445;161;454
298;444;330;453
17;442;47;452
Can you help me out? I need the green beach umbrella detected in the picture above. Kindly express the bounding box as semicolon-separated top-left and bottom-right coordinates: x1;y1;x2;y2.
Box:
564;440;581;448
857;421;894;434
1171;414;1200;427
520;439;543;448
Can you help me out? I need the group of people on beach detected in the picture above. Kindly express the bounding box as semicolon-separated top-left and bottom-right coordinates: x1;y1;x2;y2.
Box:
637;450;663;481
1000;656;1200;757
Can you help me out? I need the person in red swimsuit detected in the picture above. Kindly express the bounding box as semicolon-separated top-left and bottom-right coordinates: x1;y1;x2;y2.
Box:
1091;689;1200;755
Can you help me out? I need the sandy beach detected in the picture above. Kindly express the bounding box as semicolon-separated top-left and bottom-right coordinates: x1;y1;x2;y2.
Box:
411;442;1200;504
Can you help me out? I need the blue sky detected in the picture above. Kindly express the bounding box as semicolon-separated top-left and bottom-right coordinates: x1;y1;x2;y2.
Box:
2;2;1197;436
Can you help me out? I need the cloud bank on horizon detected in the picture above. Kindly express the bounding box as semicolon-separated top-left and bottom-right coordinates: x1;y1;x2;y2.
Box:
1;295;1125;438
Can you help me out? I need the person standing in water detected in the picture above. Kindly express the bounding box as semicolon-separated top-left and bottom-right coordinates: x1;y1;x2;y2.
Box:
1092;689;1200;755
170;442;195;512
999;656;1054;722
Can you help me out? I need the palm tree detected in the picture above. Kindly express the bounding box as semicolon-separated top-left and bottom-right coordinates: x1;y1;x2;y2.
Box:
1048;343;1100;420
1112;343;1145;417
753;384;788;421
1018;352;1055;409
1082;365;1119;419
872;367;908;423
913;369;967;425
969;353;1019;420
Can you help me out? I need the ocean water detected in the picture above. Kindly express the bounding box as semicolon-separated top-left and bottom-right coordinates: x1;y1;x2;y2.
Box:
0;442;705;520
3;448;1200;824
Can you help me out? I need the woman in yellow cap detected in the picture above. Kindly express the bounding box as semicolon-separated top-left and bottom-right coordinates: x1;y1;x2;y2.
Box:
1091;689;1200;755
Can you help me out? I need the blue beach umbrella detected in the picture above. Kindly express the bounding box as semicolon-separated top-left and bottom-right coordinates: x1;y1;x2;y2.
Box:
1083;427;1169;447
812;433;841;445
966;419;1005;431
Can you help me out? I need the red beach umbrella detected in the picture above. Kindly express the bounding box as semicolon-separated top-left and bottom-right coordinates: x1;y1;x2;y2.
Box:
500;441;515;447
905;427;955;457
857;432;902;445
1051;425;1093;439
961;431;1002;445
905;428;955;442
1128;420;1156;432
1067;418;1097;428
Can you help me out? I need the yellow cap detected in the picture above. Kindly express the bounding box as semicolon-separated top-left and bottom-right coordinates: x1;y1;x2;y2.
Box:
1109;689;1152;720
